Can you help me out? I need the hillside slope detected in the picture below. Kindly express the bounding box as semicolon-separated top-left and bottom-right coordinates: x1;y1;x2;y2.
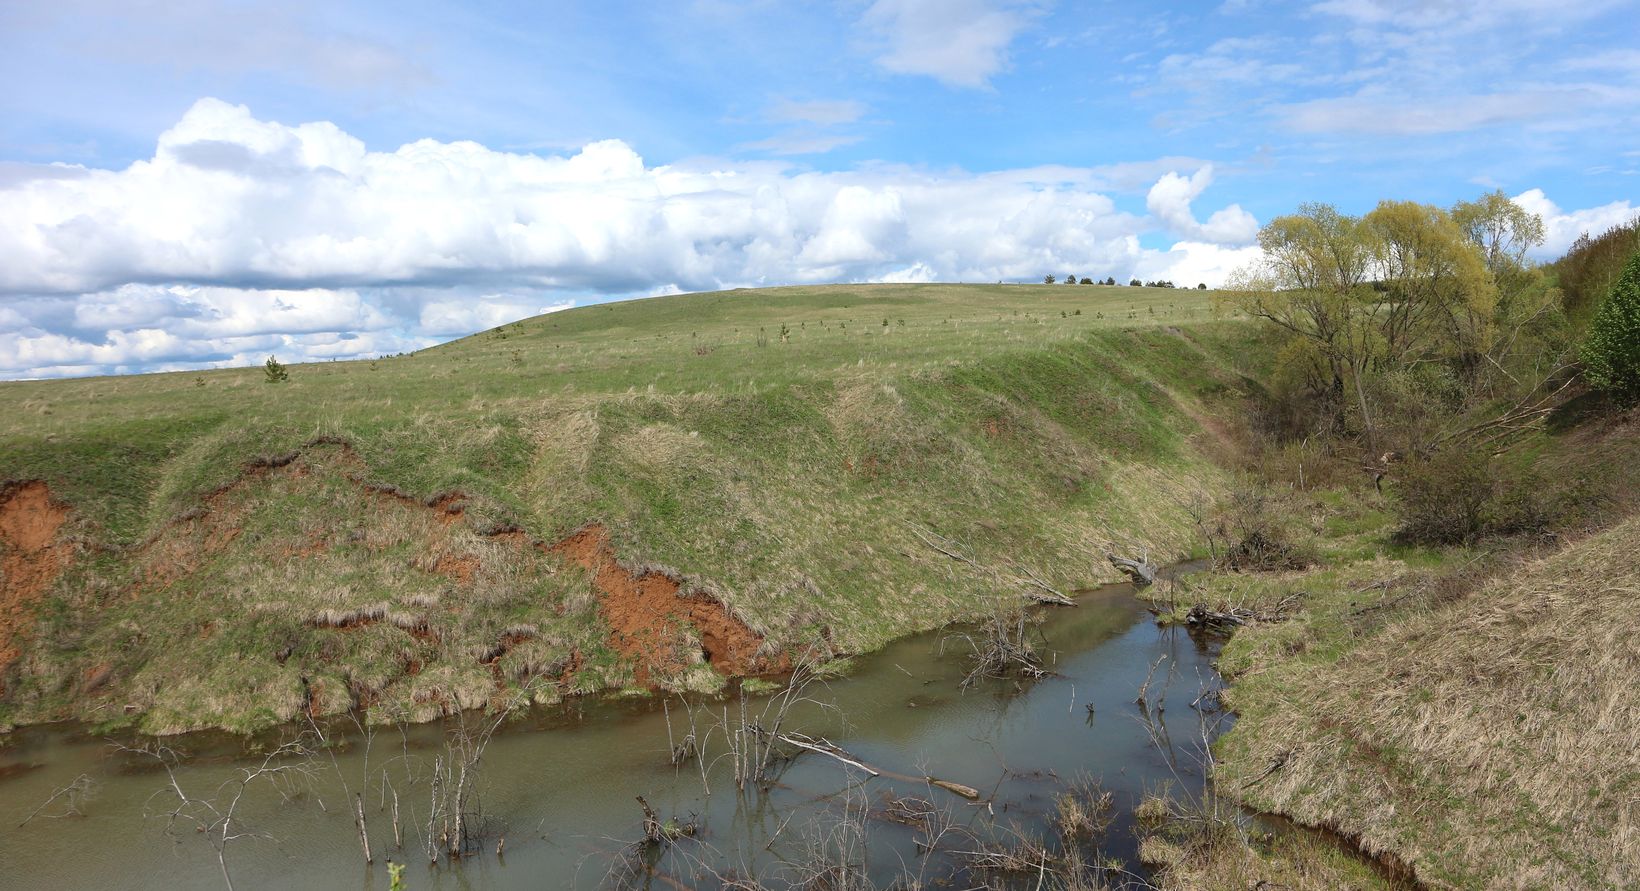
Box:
1212;511;1640;890
0;283;1254;734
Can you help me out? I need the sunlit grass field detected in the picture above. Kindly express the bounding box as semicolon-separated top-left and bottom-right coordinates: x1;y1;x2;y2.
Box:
0;283;1258;733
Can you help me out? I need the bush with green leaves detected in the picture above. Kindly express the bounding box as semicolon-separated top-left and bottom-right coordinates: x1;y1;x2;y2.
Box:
1581;250;1640;400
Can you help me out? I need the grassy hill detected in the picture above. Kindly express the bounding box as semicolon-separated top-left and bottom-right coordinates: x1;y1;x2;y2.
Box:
0;283;1254;733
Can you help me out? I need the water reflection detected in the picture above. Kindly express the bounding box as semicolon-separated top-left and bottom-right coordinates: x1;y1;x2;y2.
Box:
0;583;1225;889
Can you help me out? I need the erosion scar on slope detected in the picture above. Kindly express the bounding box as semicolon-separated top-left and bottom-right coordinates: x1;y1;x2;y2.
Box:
1;481;70;688
550;523;784;686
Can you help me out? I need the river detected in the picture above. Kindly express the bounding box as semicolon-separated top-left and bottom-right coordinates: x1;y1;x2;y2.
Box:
0;578;1225;889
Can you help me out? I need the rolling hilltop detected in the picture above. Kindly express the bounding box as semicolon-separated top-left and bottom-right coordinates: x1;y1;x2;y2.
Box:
0;283;1250;734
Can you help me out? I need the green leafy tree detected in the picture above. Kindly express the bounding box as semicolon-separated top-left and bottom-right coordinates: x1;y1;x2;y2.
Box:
1043;274;1056;284
1451;189;1545;276
1582;251;1640;400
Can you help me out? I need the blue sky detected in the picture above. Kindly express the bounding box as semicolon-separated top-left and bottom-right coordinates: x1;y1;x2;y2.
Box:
1;0;1637;378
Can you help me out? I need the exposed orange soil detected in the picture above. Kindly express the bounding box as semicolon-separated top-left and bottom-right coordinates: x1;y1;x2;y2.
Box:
7;437;789;722
0;481;70;687
432;554;480;584
161;442;789;691
551;523;786;686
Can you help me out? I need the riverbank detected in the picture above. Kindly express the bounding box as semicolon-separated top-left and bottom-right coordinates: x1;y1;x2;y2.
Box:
0;283;1256;735
1135;402;1640;890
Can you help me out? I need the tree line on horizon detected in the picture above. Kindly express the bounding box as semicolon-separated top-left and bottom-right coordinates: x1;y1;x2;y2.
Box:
1043;274;1206;289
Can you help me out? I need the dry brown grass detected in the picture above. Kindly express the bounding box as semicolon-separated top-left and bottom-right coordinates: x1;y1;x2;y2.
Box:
1219;516;1640;890
1151;822;1411;891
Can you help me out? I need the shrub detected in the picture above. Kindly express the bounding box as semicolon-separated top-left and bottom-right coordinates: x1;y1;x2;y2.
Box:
1580;250;1640;400
1207;481;1314;571
263;355;289;383
1391;450;1554;545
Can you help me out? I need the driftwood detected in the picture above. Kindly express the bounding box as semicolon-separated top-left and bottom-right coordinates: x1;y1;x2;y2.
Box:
926;778;981;800
759;730;880;777
753;728;985;803
1107;552;1157;586
1185;592;1304;628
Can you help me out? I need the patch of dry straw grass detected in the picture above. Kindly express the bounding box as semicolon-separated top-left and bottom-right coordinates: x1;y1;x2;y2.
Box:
1226;516;1640;890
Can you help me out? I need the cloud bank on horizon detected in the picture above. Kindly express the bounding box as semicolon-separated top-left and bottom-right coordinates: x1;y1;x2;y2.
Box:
0;99;1267;378
0;0;1635;379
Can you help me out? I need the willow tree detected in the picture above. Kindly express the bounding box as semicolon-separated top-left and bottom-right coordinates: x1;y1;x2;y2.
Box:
1225;203;1389;446
1227;197;1543;450
1366;200;1495;379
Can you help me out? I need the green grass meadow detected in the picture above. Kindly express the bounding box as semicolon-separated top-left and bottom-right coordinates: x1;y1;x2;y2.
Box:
1;283;1256;733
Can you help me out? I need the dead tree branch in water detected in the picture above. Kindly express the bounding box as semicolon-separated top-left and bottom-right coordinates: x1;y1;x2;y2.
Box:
752;730;879;776
1107;551;1157;586
122;736;320;891
943;607;1049;689
307;711;375;864
17;772;97;826
405;679;547;865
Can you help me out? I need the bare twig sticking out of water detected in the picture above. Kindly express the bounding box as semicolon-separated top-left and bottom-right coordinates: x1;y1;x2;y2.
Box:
944;607;1050;690
17;772;97;826
1136;654;1167;708
711;643;842;793
401;677;550;866
120;736;320;891
663;697;699;767
307;712;375;864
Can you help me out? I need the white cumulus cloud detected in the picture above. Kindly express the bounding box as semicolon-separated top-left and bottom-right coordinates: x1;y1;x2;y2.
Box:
1145;166;1259;245
1511;189;1638;258
0;97;1272;377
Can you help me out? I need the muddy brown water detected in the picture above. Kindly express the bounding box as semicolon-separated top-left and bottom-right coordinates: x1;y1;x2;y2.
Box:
0;577;1227;889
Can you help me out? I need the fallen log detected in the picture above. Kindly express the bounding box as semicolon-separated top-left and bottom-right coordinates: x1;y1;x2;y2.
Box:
1185;604;1250;627
1186;592;1304;627
1107;553;1156;586
763;731;880;777
926;778;981;800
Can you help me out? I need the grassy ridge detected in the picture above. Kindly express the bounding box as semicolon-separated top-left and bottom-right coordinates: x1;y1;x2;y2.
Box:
0;283;1253;733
